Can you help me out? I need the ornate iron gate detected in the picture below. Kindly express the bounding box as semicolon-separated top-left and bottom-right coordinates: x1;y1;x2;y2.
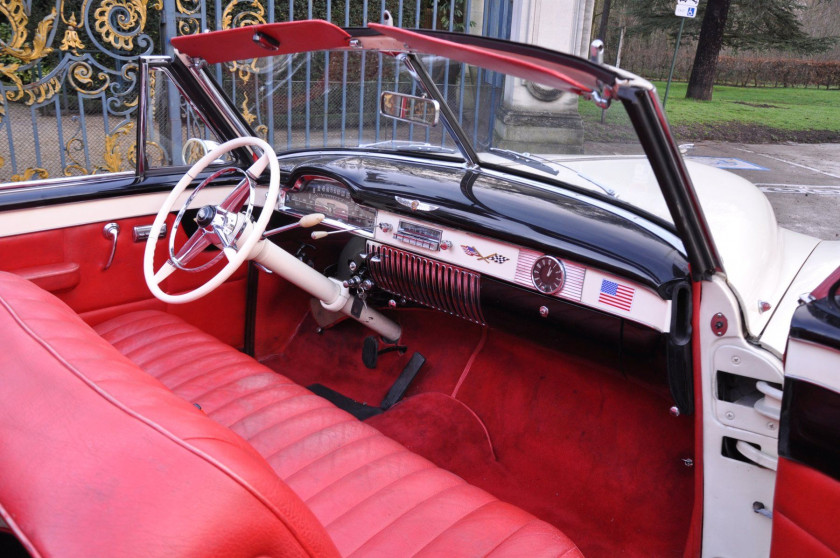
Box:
0;0;475;184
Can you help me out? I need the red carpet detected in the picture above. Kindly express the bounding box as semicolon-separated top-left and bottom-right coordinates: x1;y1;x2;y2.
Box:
264;307;694;557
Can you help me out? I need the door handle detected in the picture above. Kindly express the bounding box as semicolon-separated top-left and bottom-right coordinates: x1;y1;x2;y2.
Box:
735;440;778;471
754;380;783;421
102;222;120;270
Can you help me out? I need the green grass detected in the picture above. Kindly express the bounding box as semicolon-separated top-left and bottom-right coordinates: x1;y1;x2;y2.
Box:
652;81;840;132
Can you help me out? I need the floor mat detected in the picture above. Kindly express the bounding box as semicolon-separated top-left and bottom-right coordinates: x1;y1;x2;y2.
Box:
411;328;693;557
263;307;694;557
366;392;496;468
263;308;484;406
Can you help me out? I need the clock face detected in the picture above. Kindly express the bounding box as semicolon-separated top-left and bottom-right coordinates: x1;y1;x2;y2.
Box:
531;256;566;294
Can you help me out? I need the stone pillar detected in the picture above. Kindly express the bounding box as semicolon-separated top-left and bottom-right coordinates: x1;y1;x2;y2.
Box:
494;0;595;154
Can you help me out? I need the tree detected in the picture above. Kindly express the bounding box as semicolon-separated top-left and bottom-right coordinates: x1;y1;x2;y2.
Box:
625;0;835;100
686;0;731;100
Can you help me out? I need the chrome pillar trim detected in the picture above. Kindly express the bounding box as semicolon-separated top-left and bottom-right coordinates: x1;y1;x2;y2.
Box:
136;56;172;178
645;87;722;276
186;56;260;160
403;53;479;167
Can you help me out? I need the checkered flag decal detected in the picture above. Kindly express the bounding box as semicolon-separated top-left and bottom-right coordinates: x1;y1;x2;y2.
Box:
486;254;509;264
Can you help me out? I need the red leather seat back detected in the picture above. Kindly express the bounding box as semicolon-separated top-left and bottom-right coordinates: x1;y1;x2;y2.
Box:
0;272;339;558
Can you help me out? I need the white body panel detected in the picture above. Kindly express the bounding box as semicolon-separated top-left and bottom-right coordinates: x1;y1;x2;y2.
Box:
698;276;781;558
552;157;823;342
761;240;840;355
0;188;230;237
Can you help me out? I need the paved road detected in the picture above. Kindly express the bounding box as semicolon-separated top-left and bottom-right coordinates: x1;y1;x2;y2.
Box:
686;142;840;240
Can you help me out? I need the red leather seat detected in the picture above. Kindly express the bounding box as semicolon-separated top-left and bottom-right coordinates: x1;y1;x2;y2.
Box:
0;271;581;557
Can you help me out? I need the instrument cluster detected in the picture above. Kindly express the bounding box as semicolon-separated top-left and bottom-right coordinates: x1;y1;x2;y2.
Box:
282;175;376;231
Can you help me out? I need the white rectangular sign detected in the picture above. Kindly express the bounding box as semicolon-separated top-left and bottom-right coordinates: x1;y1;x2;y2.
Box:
675;0;698;18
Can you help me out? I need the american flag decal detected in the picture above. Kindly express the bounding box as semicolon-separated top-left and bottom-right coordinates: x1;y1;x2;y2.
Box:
462;245;480;257
598;279;634;311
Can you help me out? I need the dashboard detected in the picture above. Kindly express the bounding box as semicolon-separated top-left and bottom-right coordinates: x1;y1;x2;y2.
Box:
275;166;674;334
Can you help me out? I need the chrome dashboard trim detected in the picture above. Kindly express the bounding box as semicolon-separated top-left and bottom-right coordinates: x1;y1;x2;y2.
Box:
0;171;136;192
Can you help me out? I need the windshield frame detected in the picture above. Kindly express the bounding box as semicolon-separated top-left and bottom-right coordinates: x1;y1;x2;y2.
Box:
175;22;722;281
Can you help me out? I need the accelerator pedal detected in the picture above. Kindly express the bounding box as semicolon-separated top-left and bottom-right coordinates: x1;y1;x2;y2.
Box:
380;352;425;410
308;352;426;420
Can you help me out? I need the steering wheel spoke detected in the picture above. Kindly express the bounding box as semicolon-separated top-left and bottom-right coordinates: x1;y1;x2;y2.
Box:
219;177;253;213
153;260;177;285
144;137;280;304
173;229;212;266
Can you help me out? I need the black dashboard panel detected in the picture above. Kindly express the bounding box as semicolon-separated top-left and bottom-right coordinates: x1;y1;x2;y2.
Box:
280;153;689;294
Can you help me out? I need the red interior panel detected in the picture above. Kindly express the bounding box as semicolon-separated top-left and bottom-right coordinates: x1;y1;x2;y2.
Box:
14;262;81;292
771;457;840;557
0;214;248;347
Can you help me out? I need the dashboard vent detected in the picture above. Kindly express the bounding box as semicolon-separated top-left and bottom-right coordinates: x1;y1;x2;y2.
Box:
367;242;485;325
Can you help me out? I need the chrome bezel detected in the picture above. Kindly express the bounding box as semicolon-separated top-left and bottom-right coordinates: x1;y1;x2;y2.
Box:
531;255;566;295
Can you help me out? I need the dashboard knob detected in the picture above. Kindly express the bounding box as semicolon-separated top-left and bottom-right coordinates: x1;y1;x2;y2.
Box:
361;279;375;291
378;222;393;233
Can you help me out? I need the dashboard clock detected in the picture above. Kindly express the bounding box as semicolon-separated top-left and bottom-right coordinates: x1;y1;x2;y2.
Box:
531;255;566;294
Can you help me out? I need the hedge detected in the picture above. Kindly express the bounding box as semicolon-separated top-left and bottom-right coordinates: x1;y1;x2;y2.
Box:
714;56;840;89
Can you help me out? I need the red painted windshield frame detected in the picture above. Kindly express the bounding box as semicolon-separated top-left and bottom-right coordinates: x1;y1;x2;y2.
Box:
368;23;593;95
170;20;351;64
171;21;595;96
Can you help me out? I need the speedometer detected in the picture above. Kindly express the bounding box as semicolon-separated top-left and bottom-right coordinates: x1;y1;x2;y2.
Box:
285;176;375;229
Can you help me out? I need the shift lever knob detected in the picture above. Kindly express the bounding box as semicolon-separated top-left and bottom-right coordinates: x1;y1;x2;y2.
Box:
299;213;325;228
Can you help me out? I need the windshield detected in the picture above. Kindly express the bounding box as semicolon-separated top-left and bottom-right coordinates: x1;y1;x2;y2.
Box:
216;51;465;160
221;49;670;222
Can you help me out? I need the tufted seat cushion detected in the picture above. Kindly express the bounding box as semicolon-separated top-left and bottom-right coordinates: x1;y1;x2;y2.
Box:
0;271;580;557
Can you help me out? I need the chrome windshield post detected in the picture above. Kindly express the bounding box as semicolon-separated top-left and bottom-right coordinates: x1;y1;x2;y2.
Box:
137;56;172;179
401;53;479;168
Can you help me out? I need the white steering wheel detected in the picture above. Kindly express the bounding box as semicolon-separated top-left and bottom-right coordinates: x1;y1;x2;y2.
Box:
144;136;280;304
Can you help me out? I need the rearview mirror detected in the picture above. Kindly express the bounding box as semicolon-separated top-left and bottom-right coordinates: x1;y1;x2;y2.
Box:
380;92;440;127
